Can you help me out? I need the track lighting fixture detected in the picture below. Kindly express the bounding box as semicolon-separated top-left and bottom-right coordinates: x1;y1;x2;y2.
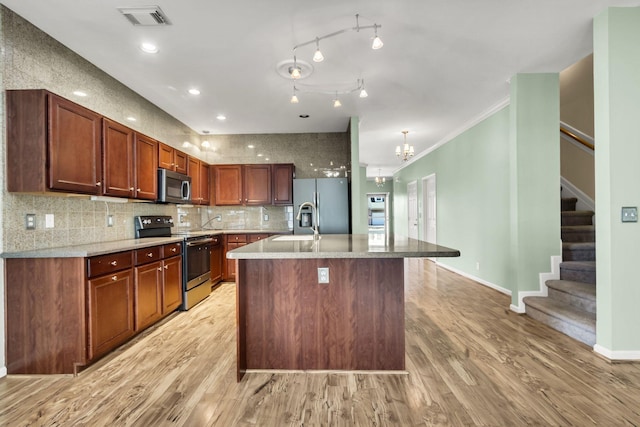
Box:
280;13;382;106
290;84;299;104
313;37;324;62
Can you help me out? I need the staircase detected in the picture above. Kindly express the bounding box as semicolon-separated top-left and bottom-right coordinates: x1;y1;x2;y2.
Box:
523;197;596;346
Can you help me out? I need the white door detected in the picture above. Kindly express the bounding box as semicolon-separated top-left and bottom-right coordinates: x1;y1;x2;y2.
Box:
407;181;419;239
422;174;437;244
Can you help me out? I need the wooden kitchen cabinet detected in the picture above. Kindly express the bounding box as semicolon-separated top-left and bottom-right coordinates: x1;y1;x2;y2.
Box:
102;118;135;198
134;246;163;331
210;235;223;285
158;142;188;174
213;164;273;206
214;165;243;205
87;252;135;361
134;133;158;200
162;254;183;314
271;163;295;205
6;89;102;194
224;234;247;280
187;156;210;205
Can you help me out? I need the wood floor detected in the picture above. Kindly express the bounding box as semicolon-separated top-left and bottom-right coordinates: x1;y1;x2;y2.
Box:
2;259;640;426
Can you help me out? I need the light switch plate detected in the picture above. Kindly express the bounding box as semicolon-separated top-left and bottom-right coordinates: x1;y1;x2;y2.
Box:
621;206;638;223
45;213;55;228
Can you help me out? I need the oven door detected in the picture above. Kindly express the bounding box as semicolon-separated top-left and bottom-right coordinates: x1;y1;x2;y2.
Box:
185;238;212;290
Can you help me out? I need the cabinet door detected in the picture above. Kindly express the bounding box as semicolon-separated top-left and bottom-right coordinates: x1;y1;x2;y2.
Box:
224;242;245;281
158;142;175;170
244;165;271;205
134;133;158;200
135;261;163;331
200;163;210;205
174;150;188;174
210;242;223;284
48;94;102;194
272;164;294;205
162;255;183;314
188;156;201;203
215;165;243;205
102;118;134;198
88;269;135;360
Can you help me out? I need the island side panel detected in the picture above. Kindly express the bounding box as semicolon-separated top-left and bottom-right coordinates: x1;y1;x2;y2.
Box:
6;257;87;374
237;257;405;373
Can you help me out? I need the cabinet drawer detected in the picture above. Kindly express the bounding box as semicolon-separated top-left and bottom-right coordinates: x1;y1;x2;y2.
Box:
227;234;247;244
135;246;162;265
87;251;133;278
162;242;182;258
248;233;269;243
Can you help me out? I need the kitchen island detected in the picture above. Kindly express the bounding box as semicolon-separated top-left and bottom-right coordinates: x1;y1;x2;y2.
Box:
227;233;460;380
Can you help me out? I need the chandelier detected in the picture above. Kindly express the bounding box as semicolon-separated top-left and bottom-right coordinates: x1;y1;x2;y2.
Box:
396;130;414;162
375;169;386;188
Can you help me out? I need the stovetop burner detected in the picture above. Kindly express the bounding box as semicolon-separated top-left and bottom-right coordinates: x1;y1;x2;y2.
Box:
135;215;174;238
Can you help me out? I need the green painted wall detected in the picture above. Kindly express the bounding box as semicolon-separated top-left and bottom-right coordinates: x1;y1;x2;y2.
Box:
393;74;560;303
509;74;561;306
393;108;513;291
350;117;369;234
594;7;640;352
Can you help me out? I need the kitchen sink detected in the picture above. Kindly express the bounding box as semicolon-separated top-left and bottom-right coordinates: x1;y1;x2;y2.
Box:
272;235;320;241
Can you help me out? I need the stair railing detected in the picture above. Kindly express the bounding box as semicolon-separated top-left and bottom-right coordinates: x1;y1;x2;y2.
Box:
560;122;594;151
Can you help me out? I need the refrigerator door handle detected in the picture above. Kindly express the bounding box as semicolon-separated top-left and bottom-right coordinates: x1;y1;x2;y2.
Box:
314;191;319;230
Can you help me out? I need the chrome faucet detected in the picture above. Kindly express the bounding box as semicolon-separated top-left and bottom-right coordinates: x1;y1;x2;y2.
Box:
296;201;319;240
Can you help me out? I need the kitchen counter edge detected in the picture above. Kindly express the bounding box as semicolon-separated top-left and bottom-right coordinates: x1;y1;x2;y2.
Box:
1;230;292;259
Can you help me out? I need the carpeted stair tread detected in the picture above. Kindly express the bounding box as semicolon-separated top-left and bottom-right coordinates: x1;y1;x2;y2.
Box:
561;225;595;243
523;296;596;346
562;242;596;261
561;197;578;211
546;279;596;313
561;210;594;226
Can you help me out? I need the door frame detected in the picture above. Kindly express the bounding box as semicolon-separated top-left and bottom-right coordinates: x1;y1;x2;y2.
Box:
422;174;437;244
407;180;418;239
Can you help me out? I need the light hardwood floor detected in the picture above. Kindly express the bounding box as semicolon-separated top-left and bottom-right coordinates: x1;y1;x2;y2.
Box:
2;259;640;426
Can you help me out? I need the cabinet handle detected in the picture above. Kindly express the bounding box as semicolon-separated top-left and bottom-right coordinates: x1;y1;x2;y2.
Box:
147;252;153;258
171;248;177;252
158;267;162;271
111;275;117;281
110;261;117;266
164;265;169;270
137;188;141;192
130;187;134;191
96;182;102;186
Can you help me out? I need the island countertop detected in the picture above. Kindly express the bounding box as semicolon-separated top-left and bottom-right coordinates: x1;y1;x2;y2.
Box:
227;233;460;259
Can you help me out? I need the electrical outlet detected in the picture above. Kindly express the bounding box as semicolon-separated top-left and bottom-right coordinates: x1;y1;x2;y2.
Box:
621;206;638;223
318;267;329;284
45;214;55;228
263;214;269;221
107;214;114;227
25;214;36;230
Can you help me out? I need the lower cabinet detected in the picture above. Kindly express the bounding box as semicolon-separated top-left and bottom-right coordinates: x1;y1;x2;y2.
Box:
210;235;223;285
223;233;271;281
4;243;184;375
88;269;135;360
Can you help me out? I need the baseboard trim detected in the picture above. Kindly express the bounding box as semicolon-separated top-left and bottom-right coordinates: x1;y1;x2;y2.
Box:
0;366;6;378
435;261;511;296
594;344;640;361
510;254;562;313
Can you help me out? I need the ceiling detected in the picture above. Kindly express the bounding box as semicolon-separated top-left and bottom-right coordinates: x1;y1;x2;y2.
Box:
1;0;638;177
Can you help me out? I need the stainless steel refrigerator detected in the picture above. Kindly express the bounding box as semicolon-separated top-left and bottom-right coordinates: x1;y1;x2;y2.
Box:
293;178;350;235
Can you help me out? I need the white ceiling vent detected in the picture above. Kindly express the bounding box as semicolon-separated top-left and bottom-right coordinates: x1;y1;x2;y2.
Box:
118;6;171;26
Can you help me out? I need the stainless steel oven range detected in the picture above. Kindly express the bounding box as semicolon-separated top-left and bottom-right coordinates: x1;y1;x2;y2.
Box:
135;215;212;310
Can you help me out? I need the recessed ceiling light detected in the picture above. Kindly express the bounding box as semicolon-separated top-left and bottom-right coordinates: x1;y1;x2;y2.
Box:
73;90;87;97
216;114;226;121
188;88;200;95
126;116;137;122
182;141;191;148
257;154;264;157
247;145;255;149
299;114;310;118
201;141;210;148
140;42;158;53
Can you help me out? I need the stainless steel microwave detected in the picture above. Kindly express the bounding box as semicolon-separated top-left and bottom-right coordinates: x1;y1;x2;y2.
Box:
157;169;191;204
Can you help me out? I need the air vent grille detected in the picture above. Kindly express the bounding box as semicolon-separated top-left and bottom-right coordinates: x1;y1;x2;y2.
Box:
118;6;171;26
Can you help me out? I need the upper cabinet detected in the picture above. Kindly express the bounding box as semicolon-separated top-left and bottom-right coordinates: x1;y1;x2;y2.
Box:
244;164;272;205
158;142;188;175
271;163;295;205
102;118;135;198
134;133;158;200
187;156;210;205
7;90;102;194
213;164;294;206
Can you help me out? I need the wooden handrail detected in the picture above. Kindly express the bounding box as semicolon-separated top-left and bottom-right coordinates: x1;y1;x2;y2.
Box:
560;127;594;151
